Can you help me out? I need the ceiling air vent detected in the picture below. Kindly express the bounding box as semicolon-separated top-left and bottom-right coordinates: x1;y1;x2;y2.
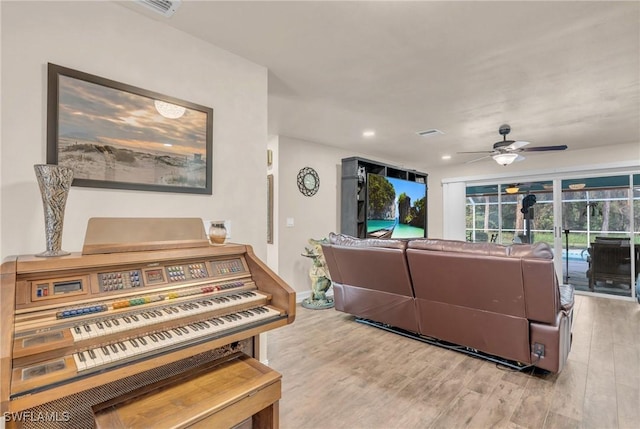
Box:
416;129;444;137
136;0;181;17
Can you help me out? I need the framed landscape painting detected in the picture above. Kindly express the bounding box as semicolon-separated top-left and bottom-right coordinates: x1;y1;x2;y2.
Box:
47;63;213;194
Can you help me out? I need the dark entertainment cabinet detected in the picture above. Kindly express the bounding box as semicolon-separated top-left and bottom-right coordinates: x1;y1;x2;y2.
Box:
340;157;428;238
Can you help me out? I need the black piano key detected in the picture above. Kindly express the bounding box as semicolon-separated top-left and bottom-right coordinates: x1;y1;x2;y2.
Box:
104;320;112;328
139;337;148;346
109;344;118;353
142;313;150;319
74;326;82;334
96;321;104;329
117;342;126;351
77;351;86;362
129;338;139;348
83;325;91;332
131;315;139;322
101;346;110;355
163;308;172;315
150;334;158;342
88;349;97;359
123;316;131;323
112;319;120;326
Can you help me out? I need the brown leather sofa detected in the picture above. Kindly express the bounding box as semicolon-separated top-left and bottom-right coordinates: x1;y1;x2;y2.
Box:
322;233;574;373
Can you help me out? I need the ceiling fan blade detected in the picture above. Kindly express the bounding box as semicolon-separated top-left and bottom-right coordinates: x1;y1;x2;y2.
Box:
505;140;530;151
465;155;492;164
521;145;568;152
457;150;495;154
514;154;526;162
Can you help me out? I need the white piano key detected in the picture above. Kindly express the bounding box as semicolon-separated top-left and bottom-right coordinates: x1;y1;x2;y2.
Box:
97;346;113;365
73;351;87;371
84;348;101;369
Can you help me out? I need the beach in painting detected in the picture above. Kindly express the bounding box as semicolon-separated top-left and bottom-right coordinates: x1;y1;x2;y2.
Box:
58;137;206;188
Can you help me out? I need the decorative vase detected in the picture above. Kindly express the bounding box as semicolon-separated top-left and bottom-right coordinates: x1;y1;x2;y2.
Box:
34;164;74;257
208;222;227;245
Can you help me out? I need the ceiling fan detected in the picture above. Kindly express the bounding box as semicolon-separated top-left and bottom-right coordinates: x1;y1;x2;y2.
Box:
459;124;568;166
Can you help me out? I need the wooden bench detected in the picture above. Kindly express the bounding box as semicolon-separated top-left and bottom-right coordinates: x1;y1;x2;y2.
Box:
93;353;281;429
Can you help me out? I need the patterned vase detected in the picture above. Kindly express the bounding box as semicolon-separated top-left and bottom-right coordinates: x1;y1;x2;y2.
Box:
34;164;74;257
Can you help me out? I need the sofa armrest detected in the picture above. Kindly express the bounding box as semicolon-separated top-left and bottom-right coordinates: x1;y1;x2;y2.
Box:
559;283;575;312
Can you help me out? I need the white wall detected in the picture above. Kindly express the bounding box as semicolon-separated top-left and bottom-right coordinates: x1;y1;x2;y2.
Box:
0;1;268;259
276;136;399;296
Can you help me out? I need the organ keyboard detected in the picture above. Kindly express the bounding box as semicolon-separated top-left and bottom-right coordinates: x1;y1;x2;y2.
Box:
0;218;295;428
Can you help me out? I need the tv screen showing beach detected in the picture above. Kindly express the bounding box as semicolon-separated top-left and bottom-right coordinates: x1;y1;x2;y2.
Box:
366;174;426;239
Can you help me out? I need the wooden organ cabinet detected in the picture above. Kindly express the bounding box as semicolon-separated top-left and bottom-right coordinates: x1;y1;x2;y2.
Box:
0;218;296;428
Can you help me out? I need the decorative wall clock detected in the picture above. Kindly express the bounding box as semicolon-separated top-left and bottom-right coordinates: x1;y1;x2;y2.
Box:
297;167;319;196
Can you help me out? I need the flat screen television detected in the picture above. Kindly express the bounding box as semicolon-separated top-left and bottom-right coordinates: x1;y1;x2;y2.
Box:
366;173;426;239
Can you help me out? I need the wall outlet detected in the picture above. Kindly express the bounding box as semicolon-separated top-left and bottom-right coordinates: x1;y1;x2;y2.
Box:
533;343;545;357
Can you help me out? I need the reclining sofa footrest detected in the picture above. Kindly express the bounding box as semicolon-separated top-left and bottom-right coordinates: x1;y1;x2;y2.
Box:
355;318;548;373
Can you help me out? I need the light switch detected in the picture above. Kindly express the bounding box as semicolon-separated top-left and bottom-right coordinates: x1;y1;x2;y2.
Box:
286;218;294;227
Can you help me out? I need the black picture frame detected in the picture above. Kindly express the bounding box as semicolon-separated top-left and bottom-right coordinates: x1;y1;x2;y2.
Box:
47;63;213;194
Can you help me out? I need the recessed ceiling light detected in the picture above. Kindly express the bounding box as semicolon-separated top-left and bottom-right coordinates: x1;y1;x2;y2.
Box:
362;130;375;137
441;155;451;160
164;143;173;147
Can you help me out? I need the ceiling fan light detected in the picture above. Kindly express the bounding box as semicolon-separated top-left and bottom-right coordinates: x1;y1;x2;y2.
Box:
492;153;519;166
505;185;519;194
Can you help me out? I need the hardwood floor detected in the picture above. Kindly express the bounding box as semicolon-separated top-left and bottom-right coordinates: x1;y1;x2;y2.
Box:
267;295;640;429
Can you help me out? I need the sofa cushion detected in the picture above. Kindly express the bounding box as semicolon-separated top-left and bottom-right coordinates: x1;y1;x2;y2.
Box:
406;248;527;317
331;245;414;297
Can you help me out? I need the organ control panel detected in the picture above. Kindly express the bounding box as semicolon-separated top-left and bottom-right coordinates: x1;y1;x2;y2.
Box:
0;219;296;428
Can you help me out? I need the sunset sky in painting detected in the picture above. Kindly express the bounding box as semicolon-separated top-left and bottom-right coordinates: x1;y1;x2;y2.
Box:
57;75;208;157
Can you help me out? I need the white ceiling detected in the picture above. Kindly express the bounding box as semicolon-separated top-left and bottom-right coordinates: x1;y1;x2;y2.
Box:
122;0;640;169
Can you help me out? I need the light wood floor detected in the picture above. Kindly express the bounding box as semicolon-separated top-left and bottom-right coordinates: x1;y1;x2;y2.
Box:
267;294;640;429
